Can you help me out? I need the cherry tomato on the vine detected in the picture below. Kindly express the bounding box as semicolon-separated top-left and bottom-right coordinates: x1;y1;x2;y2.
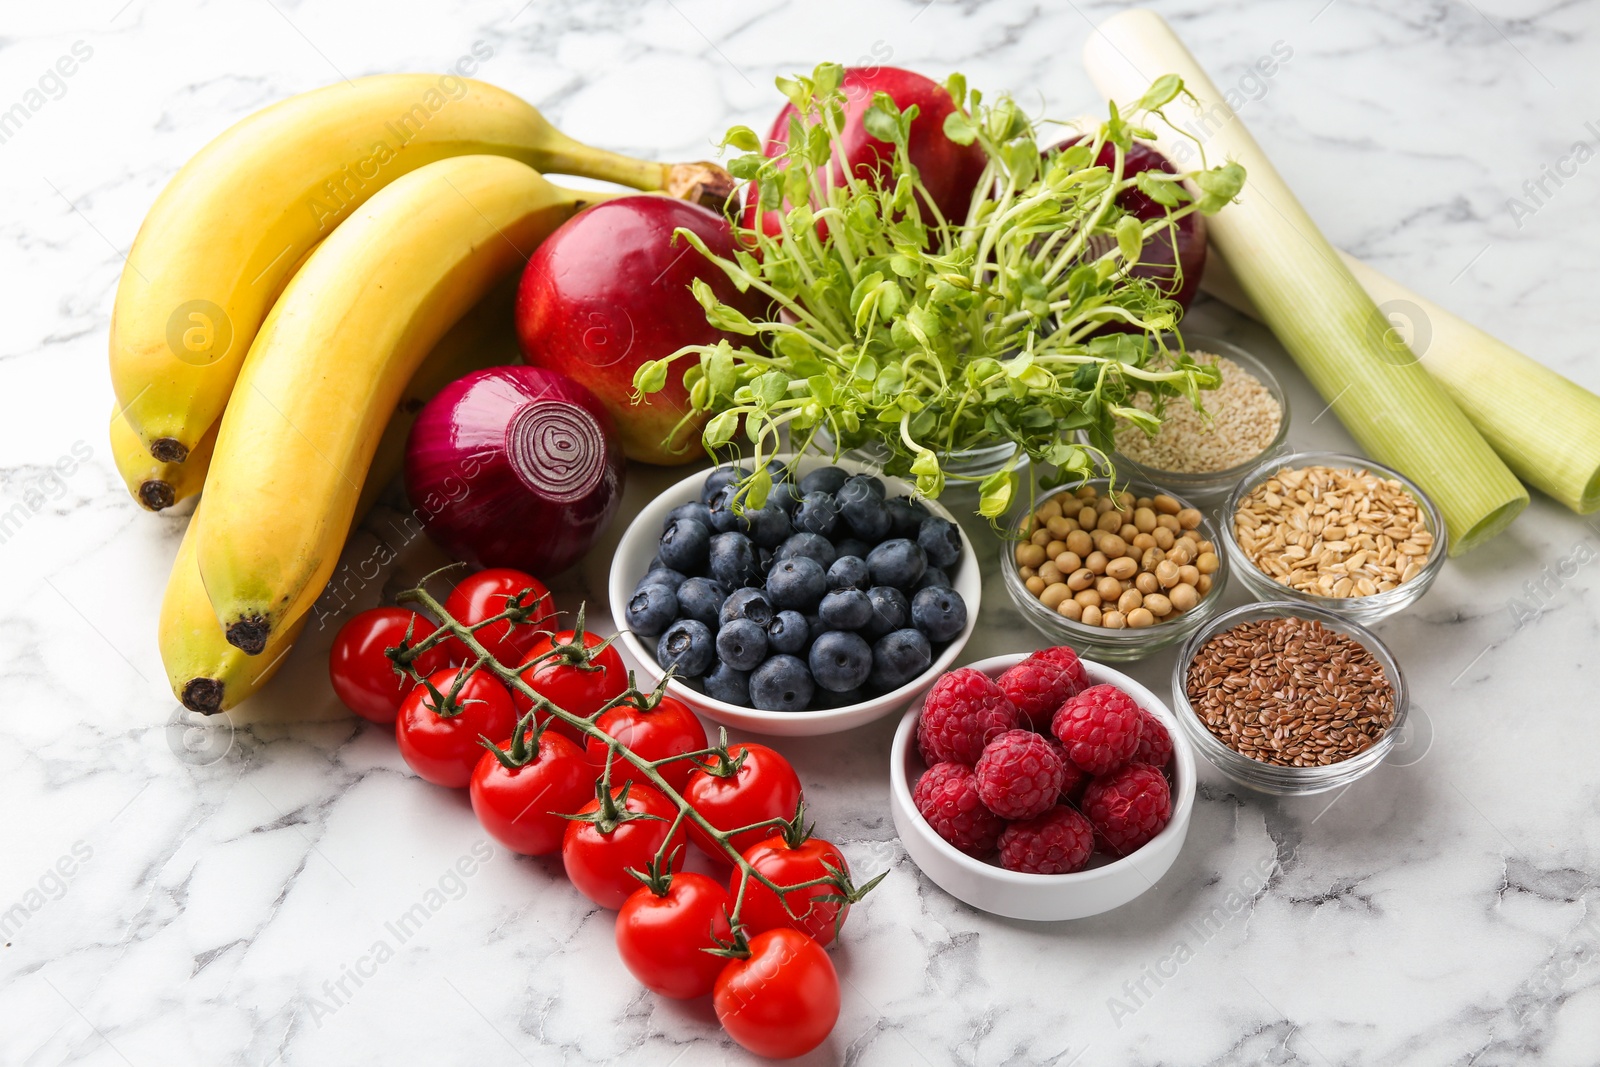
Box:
518;628;627;743
562;783;685;910
733;833;852;946
615;871;732;999
683;744;803;860
395;668;518;788
470;720;594;856
714;929;840;1059
329;607;447;724
586;696;707;793
440;568;558;668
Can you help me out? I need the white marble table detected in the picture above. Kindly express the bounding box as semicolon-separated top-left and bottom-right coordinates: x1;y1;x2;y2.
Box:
5;1;1600;1063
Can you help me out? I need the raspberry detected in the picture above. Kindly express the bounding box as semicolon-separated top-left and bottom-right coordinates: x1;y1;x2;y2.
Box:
917;669;1022;766
1081;763;1172;856
998;805;1095;874
973;730;1065;820
1051;684;1142;775
1131;708;1173;769
996;653;1082;731
1047;739;1089;799
1035;645;1089;694
912;761;1005;857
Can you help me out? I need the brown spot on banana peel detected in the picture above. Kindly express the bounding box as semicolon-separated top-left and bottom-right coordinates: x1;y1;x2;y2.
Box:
150;437;189;463
181;677;225;714
138;479;176;511
665;162;736;213
226;616;270;655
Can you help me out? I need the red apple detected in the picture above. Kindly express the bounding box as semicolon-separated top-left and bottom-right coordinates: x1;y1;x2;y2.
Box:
514;196;765;465
742;66;988;236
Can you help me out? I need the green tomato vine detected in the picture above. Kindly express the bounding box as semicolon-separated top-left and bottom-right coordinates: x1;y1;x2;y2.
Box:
632;65;1245;518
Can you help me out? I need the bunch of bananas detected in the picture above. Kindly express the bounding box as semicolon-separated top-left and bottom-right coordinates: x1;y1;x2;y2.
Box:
114;74;731;715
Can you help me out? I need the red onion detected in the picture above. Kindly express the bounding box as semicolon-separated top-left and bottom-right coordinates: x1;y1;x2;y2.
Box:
404;365;624;575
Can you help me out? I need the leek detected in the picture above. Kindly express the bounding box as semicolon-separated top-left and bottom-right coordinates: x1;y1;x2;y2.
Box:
1082;9;1528;554
1204;251;1600;515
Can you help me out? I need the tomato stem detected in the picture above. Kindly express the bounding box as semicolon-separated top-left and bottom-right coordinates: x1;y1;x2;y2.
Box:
392;579;887;930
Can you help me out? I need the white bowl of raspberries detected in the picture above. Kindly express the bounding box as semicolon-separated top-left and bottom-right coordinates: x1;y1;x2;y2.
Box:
889;647;1195;921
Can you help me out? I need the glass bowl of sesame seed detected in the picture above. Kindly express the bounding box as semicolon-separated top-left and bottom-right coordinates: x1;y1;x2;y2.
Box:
1105;334;1291;505
1170;601;1409;795
1221;450;1447;624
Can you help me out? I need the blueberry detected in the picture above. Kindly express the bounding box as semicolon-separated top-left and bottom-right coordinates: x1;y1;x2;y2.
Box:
658;517;711;573
709;531;761;589
841;473;886;500
746;503;794;549
749;655;814;712
814;686;866;708
832;538;872;561
911;586;967;642
766;555;827;612
913;567;951;592
799;465;850;496
768;478;804;513
774;532;837;569
766;610;809;654
657;619;714;678
707;484;751;534
918;517;963;569
886;496;929;539
818;588;872;631
701;464;750;504
870;628;933;690
863;586;910;638
665;501;713;531
866;538;927;589
809;630;873;692
826;555;870;591
837;479;892;541
674;577;728;627
716;618;769;671
720;587;775;628
803;613;825;645
792;491;840;537
625;584;678;637
636;566;687;593
757;547;776;579
763;458;794;484
702;662;751;706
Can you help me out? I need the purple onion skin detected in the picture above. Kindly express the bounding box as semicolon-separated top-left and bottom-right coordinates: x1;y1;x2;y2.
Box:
405;365;625;576
1048;139;1207;327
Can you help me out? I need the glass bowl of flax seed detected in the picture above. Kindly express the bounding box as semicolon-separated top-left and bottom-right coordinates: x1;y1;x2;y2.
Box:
1170;602;1409;795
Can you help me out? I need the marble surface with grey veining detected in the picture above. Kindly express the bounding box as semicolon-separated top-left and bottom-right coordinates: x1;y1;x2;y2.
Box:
4;0;1600;1064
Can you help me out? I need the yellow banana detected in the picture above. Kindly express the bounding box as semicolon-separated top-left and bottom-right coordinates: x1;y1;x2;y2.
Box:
161;277;520;712
111;72;731;463
198;156;596;655
111;406;215;511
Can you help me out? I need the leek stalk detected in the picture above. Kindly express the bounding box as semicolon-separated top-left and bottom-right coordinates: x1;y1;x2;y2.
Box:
1082;9;1528;553
1203;251;1600;515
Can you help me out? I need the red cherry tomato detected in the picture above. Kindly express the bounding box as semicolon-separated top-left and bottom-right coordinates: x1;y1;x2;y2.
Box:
328;607;447;724
615;872;732;999
470;722;595;856
733;833;852;946
562;783;685;910
518;629;627;743
440;568;557;668
586;696;707;794
395;668;518;788
714;929;840;1059
683;744;803;861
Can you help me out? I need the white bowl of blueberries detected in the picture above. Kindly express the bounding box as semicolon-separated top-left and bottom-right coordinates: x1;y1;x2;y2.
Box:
608;454;980;737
